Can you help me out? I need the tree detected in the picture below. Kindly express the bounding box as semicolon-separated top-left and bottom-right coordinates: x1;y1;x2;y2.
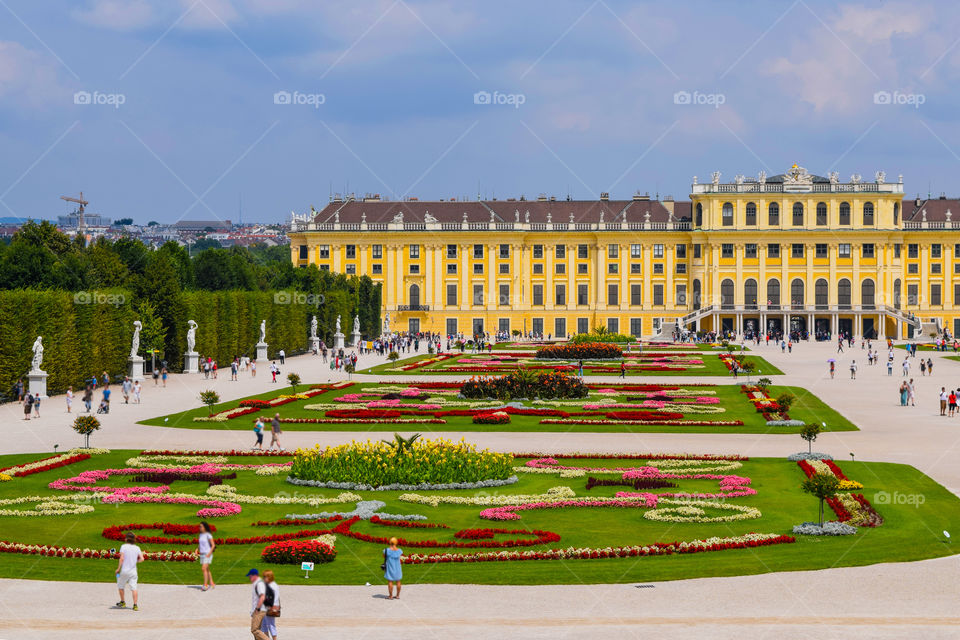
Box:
113;218;134;226
287;372;301;392
800;472;840;526
775;391;796;415
199;390;220;415
134;299;167;363
73;415;101;448
800;423;822;453
757;377;772;390
344;363;355;379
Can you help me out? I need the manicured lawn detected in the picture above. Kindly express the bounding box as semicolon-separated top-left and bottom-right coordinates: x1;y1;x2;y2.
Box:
0;449;954;585
138;381;856;434
363;350;782;377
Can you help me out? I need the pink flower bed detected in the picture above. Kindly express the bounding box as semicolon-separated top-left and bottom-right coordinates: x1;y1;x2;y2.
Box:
480;496;659;521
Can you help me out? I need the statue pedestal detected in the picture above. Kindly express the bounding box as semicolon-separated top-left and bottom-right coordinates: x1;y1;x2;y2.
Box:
333;332;345;350
350;331;361;347
256;342;269;362
309;337;320;353
128;356;145;382
183;352;200;374
28;369;48;399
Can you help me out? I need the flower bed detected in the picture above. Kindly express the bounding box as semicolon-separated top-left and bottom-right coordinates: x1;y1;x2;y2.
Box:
460;371;588;400
473;411;510;424
0;540;197;562
331;516;560;549
261;539;337;564
535;343;623;359
0;452;93;478
286;475;518;492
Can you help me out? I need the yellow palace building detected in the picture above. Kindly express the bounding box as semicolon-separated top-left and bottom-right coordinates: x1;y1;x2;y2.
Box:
289;165;955;341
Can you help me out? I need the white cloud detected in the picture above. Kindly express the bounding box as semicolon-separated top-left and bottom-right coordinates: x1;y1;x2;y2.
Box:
72;0;155;30
0;41;68;109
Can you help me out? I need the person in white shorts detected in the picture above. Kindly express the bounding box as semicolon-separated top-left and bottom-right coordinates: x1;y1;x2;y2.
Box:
197;521;216;591
116;532;144;610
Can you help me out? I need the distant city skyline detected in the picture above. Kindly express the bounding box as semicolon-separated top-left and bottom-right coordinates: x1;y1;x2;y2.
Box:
2;1;960;223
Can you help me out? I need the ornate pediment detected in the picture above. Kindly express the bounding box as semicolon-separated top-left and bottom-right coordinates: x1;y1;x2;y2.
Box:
783;163;813;185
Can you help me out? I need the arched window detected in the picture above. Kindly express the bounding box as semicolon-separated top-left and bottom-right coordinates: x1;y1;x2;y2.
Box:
695;203;703;227
692;279;701;310
745;202;757;226
816;202;827;226
722;202;734;226
838;279;851;308
766;278;780;307
815;278;828;307
839;202;850;225
893;202;899;226
791;278;805;307
768;202;780;225
862;279;875;307
863;202;874;225
721;278;735;307
744;278;758;309
409;284;420;308
792;202;804;226
894;278;902;309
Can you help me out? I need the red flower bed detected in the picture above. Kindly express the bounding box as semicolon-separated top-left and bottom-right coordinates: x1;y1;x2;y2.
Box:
585;476;678;491
103;523;217;545
238;399;272;409
473;411;510;424
453;529;497;540
325;409;404;419
131;470;236;486
261;539;336;565
252;517;344;527
332;516;560;549
604;411;684;421
826;496;851;521
0;453;91;477
851;494;884;527
140;449;291;457
370;515;449;529
823;460;849;480
511;452;749;461
105;518;347;546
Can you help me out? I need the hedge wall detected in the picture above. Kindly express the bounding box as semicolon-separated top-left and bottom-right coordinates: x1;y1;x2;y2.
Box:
0;290;311;399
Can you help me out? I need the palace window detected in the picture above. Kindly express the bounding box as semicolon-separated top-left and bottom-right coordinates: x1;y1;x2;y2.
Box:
577;263;589;274
608;263;618;274
676;284;687;305
499;244;510;259
608;284;619;306
533;244;543;259
556;284;566;306
695;203;703;227
908;244;919;258
721;243;734;258
653;284;664;306
838;279;851;307
838;244;850;258
318;245;330;259
768;202;780;225
578;244;589;259
409;264;420;274
932;264;942;274
791;244;804;258
631;284;642;305
745;243;757;258
499;284;510;306
955;243;960;258
676;263;687;274
372;264;382;274
499;263;510;274
816;243;828;258
792;202;804;226
372;244;383;259
446;284;457;306
932;243;942;258
473;244;483;259
932;283;942;306
555;263;565;274
472;284;484;305
895;244;901;258
722;202;734;226
556;245;566;258
653;244;664;258
631;263;642;274
446;244;457;258
862;243;875;258
447;263;457;274
473;263;483;274
839;202;850;225
555;318;566;338
409;244;420;259
578;284;589;305
578;318;589;334
653;264;664;274
345;244;356;259
298;245;307;259
745;202;756;226
630;318;643;337
345;264;356;274
815;279;828;306
767;244;780;259
608;244;619;258
532;264;543;274
816;202;827;226
693;244;702;259
908;264;919;274
607;318;619;334
631;244;642;258
863;202;875;225
676;244;687;258
907;284;918;306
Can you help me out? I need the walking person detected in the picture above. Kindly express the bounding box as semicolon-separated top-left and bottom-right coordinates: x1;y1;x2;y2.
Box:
927;358;934;376
152;367;160;386
383;537;403;599
197;522;216;591
22;392;33;420
32;392;41;418
161;367;168;387
251;360;257;378
83;385;93;413
133;381;141;404
619;360;626;378
899;381;908;406
953;390;960;417
115;532;144;610
829;361;835;378
849;360;857;379
246;569;270;640
578;359;584;379
920;360;926;376
270;362;278;384
66;386;73;413
260;571;280;639
887;359;893;376
122;377;132;404
907;378;916;406
269;413;282;451
940;387;949;416
278;349;285;365
252;417;265;451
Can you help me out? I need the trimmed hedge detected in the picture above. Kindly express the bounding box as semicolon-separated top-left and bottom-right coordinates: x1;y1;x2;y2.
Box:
535;343;623;360
460;371;588;400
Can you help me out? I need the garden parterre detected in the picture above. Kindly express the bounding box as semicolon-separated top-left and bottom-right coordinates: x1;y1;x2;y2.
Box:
0;447;957;585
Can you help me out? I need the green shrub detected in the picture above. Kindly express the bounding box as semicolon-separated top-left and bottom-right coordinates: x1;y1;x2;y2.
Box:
199;390;220;414
536;343;623;360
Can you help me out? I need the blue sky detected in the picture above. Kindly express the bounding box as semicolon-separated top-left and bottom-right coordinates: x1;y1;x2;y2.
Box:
0;0;958;223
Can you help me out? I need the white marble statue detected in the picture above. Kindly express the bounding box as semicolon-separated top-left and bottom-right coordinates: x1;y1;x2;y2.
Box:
187;320;197;353
259;319;266;343
30;336;43;371
353;315;360;334
310;315;318;339
335;314;342;334
383;312;390;334
131;320;142;358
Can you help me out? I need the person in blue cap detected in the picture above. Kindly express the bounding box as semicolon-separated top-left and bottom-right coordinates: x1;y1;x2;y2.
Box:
246;569;270;640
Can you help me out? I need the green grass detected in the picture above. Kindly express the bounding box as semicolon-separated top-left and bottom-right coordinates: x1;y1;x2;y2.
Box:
364;351;782;377
0;450;955;585
138;382;857;434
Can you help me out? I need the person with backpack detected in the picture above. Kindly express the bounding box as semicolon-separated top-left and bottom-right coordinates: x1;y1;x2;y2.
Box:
246;569;270;640
260;570;280;639
252;418;264;451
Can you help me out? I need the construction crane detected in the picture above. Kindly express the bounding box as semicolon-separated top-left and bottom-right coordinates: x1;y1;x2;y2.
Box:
60;192;88;236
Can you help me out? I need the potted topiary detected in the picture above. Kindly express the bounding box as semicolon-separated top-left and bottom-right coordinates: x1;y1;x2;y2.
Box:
199;390;220;415
287;372;301;393
73;415;100;449
388;351;399;362
757;377;772;390
800;472;840;526
800;423;822;454
775;391;796;416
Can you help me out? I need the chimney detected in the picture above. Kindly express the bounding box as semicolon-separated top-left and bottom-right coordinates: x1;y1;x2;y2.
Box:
662;196;674;215
600;192;609;201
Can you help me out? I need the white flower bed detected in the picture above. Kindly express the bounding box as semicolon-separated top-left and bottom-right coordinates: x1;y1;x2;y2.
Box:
786;452;834;461
399;486;576;508
792;521;857;535
285;475;518;492
206;484;361;506
287;500;428;521
642;498;761;523
766;420;806;427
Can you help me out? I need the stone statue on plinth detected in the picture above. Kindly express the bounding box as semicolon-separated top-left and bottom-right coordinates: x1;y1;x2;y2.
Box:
128;320;145;382
184;320;200;374
28;336;48;398
255;319;269;363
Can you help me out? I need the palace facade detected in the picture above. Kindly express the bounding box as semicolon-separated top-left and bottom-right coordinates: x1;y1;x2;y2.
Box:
288;165;957;340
